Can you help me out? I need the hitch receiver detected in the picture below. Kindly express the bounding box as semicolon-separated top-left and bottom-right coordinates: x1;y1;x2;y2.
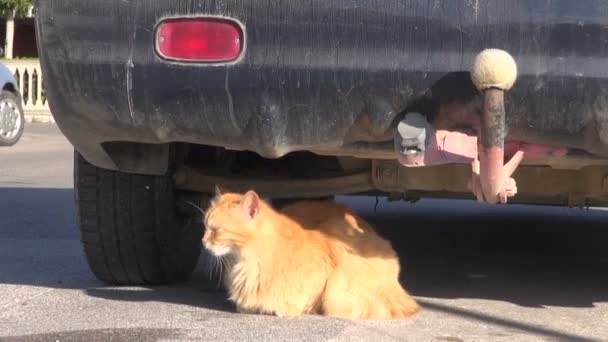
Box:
470;49;521;204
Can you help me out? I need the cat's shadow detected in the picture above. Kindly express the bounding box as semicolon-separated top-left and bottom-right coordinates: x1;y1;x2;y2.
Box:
85;285;234;314
85;250;237;314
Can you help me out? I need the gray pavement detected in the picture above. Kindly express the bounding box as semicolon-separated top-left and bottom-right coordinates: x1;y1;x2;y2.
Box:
1;124;608;341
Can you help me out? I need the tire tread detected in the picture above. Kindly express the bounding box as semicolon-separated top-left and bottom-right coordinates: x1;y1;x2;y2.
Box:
74;152;202;285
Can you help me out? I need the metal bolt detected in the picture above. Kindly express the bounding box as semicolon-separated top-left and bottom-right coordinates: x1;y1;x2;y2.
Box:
381;167;396;184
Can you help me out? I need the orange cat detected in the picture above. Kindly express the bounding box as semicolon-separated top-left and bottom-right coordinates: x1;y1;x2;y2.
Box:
202;189;419;319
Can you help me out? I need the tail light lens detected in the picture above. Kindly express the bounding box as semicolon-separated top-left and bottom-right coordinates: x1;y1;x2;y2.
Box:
156;18;244;63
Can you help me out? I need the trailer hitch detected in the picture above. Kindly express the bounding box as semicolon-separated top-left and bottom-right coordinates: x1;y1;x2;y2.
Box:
470;49;520;204
395;49;524;204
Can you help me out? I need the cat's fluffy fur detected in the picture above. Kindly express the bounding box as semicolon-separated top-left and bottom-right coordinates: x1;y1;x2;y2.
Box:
203;189;419;319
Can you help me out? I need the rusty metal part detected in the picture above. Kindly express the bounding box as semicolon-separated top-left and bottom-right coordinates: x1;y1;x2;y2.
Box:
173;165;374;198
312;141;608;170
478;146;506;203
372;160;608;204
478;88;508;203
171;159;608;207
480;89;506;148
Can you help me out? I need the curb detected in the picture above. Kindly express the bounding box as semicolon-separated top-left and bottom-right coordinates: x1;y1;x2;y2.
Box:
24;112;55;124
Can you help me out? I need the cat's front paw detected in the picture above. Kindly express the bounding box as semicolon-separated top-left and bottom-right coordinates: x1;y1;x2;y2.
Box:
273;307;306;319
274;311;300;319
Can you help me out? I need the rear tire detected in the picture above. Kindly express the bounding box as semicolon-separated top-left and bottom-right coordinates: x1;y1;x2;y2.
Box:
74;151;203;285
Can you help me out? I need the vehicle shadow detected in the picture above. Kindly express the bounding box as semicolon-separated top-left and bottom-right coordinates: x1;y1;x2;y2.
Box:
2;188;608;340
363;204;608;310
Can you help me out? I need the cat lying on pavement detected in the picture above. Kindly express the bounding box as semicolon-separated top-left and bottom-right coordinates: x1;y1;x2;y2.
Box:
202;188;419;319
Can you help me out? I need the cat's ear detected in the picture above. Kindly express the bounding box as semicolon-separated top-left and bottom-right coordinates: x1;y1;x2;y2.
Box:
215;184;227;197
242;190;260;220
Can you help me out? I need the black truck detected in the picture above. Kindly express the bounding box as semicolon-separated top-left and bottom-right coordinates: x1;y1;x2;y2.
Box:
35;1;608;284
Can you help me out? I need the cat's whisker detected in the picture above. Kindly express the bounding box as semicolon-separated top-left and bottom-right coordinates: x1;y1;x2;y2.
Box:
217;256;227;289
212;256;222;288
217;263;223;289
186;200;207;216
211;255;227;289
209;255;218;279
214;256;221;277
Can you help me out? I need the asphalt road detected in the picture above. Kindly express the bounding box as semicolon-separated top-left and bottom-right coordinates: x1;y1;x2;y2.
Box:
1;124;608;341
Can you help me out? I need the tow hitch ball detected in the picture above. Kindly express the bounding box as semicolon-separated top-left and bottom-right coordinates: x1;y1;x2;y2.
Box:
470;49;522;204
394;49;524;204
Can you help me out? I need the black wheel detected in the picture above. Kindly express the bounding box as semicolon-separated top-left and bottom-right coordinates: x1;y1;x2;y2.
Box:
74;151;203;285
0;90;25;146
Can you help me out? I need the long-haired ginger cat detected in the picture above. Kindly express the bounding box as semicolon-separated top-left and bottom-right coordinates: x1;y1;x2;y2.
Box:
202;189;419;319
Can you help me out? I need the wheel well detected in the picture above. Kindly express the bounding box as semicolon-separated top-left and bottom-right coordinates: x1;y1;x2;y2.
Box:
3;82;17;95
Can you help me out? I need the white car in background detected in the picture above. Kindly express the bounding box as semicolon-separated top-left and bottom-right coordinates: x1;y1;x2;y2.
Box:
0;62;24;146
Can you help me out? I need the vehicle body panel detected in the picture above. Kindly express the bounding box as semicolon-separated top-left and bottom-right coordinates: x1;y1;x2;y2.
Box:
35;0;608;172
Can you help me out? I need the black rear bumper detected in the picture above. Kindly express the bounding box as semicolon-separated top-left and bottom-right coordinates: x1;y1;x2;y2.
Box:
36;0;608;173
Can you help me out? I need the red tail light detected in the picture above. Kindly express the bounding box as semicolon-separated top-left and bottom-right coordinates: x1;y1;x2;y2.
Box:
156;18;244;63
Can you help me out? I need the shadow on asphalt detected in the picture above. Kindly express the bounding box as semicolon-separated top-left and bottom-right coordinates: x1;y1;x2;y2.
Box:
2;187;608;341
418;300;598;342
367;210;608;309
0;328;185;342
